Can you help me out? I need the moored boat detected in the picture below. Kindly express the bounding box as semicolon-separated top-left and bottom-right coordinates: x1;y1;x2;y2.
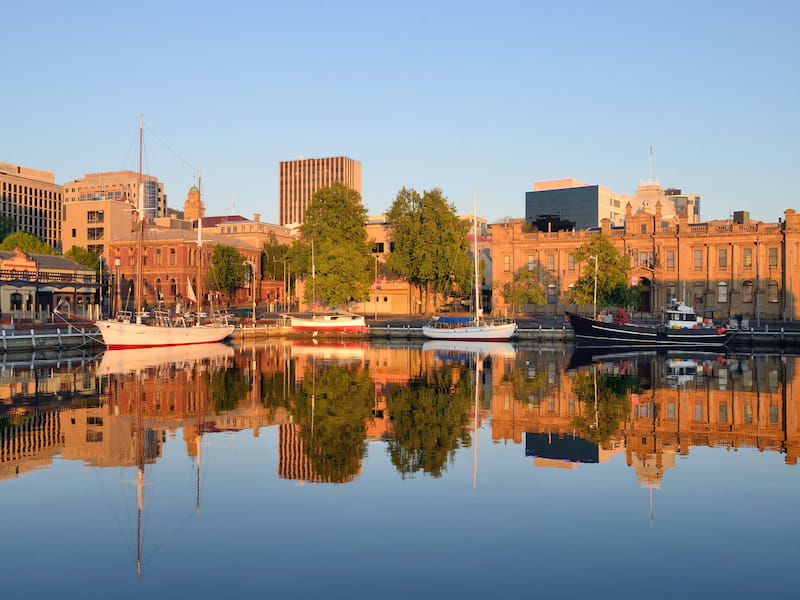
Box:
422;192;517;342
565;302;728;348
287;310;367;334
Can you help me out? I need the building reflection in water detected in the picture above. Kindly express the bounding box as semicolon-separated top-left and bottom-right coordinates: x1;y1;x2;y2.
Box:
0;342;797;490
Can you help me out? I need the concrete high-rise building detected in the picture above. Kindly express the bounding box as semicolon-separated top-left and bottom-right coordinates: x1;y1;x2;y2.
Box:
64;170;168;219
278;156;362;226
0;162;64;250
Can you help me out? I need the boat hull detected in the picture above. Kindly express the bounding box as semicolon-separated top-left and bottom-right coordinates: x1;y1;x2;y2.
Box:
97;319;235;349
289;313;367;334
421;322;517;341
565;312;727;348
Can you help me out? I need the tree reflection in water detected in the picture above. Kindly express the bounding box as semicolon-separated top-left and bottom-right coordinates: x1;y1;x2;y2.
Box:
206;367;249;414
385;367;473;478
289;364;375;484
571;369;638;444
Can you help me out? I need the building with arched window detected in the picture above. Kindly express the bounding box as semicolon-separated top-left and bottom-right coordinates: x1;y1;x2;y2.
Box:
491;206;800;321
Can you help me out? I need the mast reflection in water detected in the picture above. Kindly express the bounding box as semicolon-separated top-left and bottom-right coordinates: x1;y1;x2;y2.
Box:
0;342;797;598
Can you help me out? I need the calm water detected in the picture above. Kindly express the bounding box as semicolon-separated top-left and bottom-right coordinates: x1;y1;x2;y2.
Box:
1;340;798;599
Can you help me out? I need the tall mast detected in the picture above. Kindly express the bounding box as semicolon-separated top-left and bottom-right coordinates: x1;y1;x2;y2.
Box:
197;169;203;315
473;191;480;321
135;115;145;324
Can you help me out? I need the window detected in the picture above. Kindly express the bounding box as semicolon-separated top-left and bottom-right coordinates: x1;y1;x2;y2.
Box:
527;255;535;271
87;210;104;224
568;254;575;270
88;244;103;255
718;248;727;267
742;280;753;303
503;255;511;272
87;227;104;240
666;250;675;269
641;225;647;234
372;242;385;253
665;282;676;303
547;283;557;304
170;278;178;296
718;281;728;303
768;247;778;266
743;247;753;267
547;254;555;271
768;280;779;303
169;248;176;265
71;228;76;238
694;249;703;268
694;281;704;305
156;249;162;265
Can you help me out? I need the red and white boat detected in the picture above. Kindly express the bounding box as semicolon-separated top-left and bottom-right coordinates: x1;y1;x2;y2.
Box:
287;310;367;334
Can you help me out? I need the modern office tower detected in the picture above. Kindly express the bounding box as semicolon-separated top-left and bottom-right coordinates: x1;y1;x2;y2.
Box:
63;170;168;219
278;156;362;226
0;162;64;250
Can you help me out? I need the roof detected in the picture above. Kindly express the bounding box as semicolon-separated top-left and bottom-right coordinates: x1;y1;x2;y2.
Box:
195;215;249;228
0;251;94;272
112;227;255;249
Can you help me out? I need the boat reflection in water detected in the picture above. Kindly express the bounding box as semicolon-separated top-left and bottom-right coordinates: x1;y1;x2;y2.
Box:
1;340;799;593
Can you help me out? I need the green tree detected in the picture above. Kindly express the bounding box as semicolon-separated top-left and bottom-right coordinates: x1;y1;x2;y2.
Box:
206;245;248;305
261;232;290;280
65;246;100;270
297;182;373;307
500;267;546;314
0;214;15;240
569;235;634;309
385;187;472;313
0;231;54;255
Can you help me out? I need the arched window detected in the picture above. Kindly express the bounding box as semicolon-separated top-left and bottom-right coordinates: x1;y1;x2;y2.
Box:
547;283;558;304
155;278;162;300
742;280;753;303
717;281;728;303
171;278;178;297
768;280;779;303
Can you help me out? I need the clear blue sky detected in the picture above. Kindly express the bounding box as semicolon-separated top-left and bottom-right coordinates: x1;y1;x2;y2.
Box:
3;0;797;224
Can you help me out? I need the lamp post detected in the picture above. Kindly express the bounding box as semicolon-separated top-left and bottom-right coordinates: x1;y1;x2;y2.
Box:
590;254;598;320
114;257;121;316
243;261;256;326
374;255;379;321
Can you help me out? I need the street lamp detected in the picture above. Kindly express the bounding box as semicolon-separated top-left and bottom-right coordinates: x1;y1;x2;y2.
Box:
373;255;379;321
243;261;256;326
114;257;121;316
589;255;598;320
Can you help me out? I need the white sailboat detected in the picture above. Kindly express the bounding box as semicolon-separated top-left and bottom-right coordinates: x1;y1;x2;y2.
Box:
422;192;517;341
94;118;234;349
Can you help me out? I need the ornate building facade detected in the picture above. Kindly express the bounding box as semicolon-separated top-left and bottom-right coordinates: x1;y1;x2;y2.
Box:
491;205;800;321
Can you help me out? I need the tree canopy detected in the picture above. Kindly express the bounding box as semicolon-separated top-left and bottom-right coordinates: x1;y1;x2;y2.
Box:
385;187;472;313
296;182;373;307
0;232;54;255
500;267;546;313
569;235;638;309
206;245;248;304
64;246;100;270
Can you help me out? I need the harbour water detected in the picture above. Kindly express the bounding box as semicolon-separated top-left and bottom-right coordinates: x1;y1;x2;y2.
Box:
1;341;797;599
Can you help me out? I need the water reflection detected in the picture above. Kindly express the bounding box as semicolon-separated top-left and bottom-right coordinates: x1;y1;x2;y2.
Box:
1;342;797;490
